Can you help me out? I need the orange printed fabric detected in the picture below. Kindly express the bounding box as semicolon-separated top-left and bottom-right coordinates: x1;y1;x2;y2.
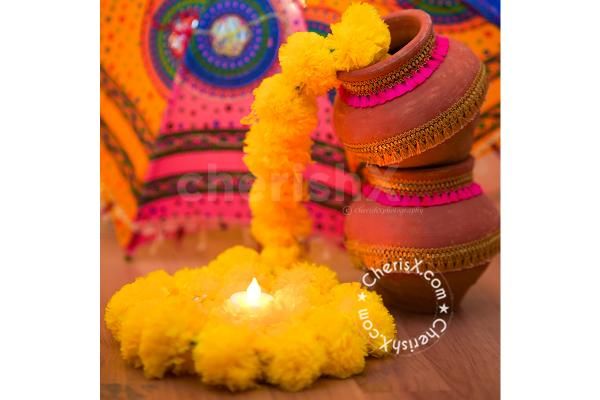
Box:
100;0;189;247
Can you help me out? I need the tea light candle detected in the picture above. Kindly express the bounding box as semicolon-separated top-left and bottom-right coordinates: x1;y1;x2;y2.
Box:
229;277;273;310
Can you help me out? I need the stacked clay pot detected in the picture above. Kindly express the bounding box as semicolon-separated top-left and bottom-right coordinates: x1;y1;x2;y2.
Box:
333;10;500;312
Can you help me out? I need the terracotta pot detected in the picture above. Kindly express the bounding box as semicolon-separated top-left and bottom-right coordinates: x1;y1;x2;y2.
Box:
333;10;487;170
345;157;499;313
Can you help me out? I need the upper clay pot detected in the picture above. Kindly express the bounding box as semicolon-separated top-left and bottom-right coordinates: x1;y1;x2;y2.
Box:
333;10;486;170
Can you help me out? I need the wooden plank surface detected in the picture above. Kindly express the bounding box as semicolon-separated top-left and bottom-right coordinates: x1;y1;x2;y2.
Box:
101;222;500;400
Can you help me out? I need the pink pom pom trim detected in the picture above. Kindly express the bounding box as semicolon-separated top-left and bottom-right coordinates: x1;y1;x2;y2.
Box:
362;182;483;208
339;36;450;108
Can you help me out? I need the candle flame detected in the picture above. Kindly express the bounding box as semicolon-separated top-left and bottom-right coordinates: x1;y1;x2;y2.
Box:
245;277;262;306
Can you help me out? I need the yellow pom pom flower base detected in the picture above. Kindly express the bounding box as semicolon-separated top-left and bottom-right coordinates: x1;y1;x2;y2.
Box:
105;246;396;392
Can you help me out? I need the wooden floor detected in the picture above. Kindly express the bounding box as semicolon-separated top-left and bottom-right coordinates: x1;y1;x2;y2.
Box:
101;221;500;400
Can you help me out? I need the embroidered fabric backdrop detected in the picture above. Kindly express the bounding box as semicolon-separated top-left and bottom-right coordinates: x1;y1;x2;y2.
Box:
100;0;500;255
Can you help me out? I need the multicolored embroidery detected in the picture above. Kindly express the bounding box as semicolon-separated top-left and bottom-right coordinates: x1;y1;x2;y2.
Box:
340;33;435;95
362;182;482;207
346;230;500;272
338;36;449;107
339;36;449;108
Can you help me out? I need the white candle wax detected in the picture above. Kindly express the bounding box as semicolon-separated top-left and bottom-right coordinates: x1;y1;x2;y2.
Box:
229;277;273;309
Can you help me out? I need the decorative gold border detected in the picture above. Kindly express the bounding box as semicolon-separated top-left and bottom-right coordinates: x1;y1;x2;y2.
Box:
346;230;500;273
362;169;473;195
340;34;436;96
343;64;488;166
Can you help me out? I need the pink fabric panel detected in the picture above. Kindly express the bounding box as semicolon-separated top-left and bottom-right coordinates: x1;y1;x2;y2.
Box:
145;151;248;181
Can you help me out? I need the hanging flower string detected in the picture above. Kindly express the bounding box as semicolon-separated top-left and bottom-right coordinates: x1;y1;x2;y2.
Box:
242;2;391;265
105;3;395;392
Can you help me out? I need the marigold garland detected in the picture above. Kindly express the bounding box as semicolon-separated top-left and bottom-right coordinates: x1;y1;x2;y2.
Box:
105;3;396;392
242;2;390;258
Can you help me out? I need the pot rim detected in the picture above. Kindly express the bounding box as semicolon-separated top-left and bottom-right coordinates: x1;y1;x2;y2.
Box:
337;9;433;83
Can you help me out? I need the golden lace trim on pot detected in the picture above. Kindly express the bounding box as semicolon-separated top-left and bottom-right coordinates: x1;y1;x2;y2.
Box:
343;64;488;166
346;230;500;273
362;169;473;196
340;34;436;96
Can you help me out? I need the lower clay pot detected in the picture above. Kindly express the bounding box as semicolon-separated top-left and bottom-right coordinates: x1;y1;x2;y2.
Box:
345;160;499;313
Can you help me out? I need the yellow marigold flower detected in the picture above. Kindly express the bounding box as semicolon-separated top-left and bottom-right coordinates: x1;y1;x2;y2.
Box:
206;247;255;277
211;245;261;272
244;126;312;178
118;298;160;367
244;120;313;153
193;322;261;391
307;305;367;378
272;285;320;316
249;178;308;211
248;178;312;249
242;74;318;132
274;261;339;293
259;324;326;391
250;210;312;245
328;3;391;71
279;32;338;97
173;267;219;300
363;297;397;357
244;153;311;181
330;283;397;356
242;80;313;180
105;270;174;341
138;295;207;378
260;244;302;268
251;220;296;248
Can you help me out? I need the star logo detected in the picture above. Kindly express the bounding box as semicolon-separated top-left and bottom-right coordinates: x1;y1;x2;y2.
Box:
358;291;367;302
438;303;449;314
